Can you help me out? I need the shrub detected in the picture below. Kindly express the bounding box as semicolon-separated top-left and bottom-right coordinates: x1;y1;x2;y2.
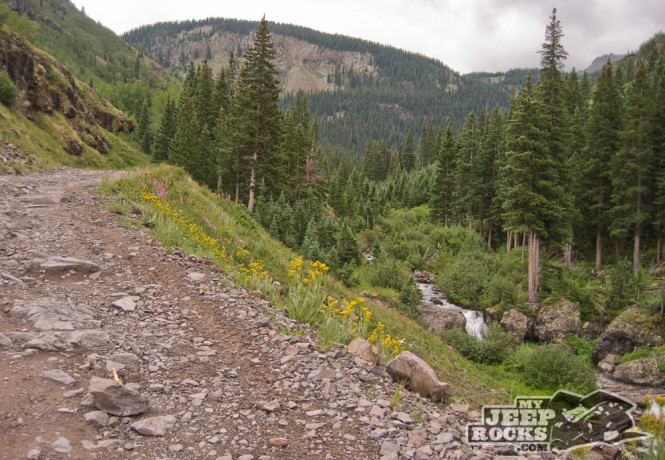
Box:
398;276;423;320
563;333;598;364
368;257;411;290
620;346;665;364
506;344;597;394
0;70;17;107
437;252;493;307
441;323;515;365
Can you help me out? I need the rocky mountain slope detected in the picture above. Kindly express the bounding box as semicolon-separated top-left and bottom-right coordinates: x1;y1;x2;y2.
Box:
0;168;569;460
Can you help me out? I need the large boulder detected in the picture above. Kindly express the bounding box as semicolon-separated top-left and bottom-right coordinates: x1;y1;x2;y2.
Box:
534;300;580;343
418;303;466;333
88;376;148;416
592;307;664;363
347;337;380;365
385;351;456;402
500;309;529;345
613;357;665;387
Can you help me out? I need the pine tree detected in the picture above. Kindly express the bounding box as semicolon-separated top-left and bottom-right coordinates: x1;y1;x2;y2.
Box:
651;57;665;262
231;16;282;213
169;91;202;179
137;98;151;155
430;120;456;226
584;60;623;270
401;131;416;172
455;112;481;228
479;107;505;247
499;73;552;303
609;62;655;271
153;97;176;163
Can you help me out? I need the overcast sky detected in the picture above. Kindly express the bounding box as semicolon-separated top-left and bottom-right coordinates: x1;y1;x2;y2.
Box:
72;0;664;74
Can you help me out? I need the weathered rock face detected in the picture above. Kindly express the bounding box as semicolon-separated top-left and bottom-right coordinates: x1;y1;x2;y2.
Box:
88;376;149;416
418;303;466;333
613;358;665;387
500;309;529;345
534;300;580;343
592;307;664;363
0;32;133;155
347;337;380;365
385;351;456;402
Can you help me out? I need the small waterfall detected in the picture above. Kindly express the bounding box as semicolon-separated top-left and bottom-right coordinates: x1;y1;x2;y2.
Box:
417;281;487;340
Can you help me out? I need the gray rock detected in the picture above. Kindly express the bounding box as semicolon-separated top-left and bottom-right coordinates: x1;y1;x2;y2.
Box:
42;369;75;386
84;410;109;427
69;330;110;348
534;299;580;342
39;256;100;274
593;306;664;363
613;357;665;387
386;351;456;402
111;296;136;312
52;437;71;454
88;376;148;416
347;337;380;365
419;304;466;332
0;333;12;347
187;272;206;281
107;352;140;366
62;100;76;118
26;448;41;459
500;309;529;344
262;400;281;412
256;317;270;327
130;415;176;436
598;354;620;374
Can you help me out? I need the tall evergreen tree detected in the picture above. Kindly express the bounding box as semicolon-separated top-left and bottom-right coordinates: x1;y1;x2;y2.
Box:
499;73;553;303
169;91;202;180
231;16;282;213
152;97;176;163
584;60;623;270
651;57;665;262
609;62;655;271
430;120;456;226
137;98;151;155
401;131;416;172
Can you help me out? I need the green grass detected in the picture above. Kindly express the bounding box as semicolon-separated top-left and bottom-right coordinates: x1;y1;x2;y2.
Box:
99;164;544;407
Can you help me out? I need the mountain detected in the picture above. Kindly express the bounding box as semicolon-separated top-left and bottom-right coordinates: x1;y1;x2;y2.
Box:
123;18;514;154
583;53;625;76
615;32;665;81
0;0;149;170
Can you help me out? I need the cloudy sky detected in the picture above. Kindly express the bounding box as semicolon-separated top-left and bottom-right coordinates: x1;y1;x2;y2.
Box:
72;0;664;74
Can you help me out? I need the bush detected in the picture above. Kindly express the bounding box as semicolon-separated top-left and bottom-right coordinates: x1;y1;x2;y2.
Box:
0;70;17;107
506;344;597;394
437;251;494;307
441;323;515;365
563;333;598;364
398;276;423;320
368;257;411;290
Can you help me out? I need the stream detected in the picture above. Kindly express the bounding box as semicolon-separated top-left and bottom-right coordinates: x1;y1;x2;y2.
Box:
418;281;487;339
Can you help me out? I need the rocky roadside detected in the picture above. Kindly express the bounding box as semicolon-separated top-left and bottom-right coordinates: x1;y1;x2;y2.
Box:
0;168;571;460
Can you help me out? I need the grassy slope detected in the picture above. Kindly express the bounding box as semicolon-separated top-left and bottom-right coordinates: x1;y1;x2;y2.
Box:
100;164;541;407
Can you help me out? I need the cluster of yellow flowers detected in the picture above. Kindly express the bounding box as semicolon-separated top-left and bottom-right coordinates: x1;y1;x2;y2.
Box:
140;191;271;286
321;296;365;319
367;321;405;356
641;395;665;436
288;258;329;285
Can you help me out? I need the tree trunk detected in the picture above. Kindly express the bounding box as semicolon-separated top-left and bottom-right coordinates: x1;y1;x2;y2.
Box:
634;188;642;272
506;230;512;252
234;170;240;203
595;231;602;271
527;231;540;304
564;242;573;268
247;149;258;213
521;230;526;265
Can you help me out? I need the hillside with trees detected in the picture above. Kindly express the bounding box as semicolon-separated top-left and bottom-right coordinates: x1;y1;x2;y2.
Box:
123;17;515;155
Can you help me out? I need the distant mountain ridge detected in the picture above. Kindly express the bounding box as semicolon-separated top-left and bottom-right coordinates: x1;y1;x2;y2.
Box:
123;18;513;153
584;53;625;75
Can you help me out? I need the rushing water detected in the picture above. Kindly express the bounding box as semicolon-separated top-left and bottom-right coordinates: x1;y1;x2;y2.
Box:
418;282;487;340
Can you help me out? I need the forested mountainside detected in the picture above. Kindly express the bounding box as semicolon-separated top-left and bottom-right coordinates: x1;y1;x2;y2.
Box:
123;18;514;154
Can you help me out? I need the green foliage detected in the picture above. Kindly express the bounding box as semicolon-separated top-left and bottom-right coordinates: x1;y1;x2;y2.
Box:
0;70;17;107
366;257;411;291
436;251;493;308
505;344;597;394
441;323;515;365
398;276;423;320
619;346;665;364
563;333;598;364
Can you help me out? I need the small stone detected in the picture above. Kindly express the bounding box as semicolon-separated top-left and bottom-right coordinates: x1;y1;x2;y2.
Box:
262;400;280;412
256;317;270;327
88;376;148;416
26;449;40;460
187;272;206;281
63;388;85;398
52;437;72;454
112;297;136;312
0;333;13;347
269;437;289;447
42;370;75;386
169;444;184;452
84;410;109;427
130;415;176;437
